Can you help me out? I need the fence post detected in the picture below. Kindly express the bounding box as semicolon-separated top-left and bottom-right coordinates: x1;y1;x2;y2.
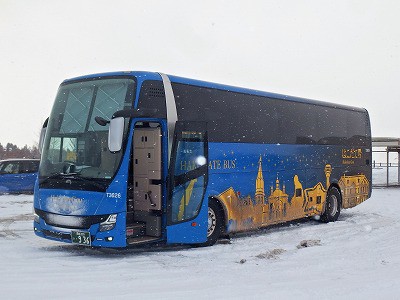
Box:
398;152;400;184
387;151;389;187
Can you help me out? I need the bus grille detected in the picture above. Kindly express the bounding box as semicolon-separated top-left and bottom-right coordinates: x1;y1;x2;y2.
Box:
148;87;165;98
35;209;109;229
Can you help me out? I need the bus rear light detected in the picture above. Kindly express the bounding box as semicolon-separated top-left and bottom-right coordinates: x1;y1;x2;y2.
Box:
191;222;197;227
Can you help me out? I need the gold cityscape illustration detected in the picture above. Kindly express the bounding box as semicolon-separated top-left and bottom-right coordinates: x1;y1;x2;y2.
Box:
218;157;370;232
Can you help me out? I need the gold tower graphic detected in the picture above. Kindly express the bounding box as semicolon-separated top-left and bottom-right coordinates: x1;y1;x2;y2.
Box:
325;164;332;189
266;177;288;223
217;159;370;233
255;156;265;205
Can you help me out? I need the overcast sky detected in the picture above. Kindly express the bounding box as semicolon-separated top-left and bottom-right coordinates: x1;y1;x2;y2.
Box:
1;0;399;147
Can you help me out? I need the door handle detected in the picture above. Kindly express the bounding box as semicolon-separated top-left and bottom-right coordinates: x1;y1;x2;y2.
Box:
147;190;156;207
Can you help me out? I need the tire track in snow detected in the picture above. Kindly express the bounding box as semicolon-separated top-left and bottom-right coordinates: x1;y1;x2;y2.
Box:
0;214;33;239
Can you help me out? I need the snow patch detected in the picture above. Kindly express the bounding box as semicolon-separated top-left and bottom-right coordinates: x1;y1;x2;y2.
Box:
296;239;322;248
256;248;286;259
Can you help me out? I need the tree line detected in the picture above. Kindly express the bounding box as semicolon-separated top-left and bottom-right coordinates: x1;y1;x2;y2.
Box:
0;143;40;160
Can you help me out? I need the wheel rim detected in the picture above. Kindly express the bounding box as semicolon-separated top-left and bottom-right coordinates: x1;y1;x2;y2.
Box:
328;194;338;217
207;207;217;237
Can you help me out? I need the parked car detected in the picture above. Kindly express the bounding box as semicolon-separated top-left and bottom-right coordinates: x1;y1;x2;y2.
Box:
0;159;39;194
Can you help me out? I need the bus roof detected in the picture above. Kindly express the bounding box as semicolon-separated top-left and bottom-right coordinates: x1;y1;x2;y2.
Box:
62;71;367;113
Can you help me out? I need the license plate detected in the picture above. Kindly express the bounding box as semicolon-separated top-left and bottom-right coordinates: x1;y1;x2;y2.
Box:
71;231;91;246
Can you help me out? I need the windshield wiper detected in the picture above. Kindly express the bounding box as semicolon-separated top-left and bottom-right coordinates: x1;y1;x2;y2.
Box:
39;172;72;184
39;173;105;190
69;175;105;190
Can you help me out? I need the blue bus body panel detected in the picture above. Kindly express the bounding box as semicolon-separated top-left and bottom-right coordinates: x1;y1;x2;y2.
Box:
0;172;37;194
207;142;328;194
34;128;133;247
34;170;130;247
166;140;370;242
206;142;370;233
36;189;109;215
166;206;208;244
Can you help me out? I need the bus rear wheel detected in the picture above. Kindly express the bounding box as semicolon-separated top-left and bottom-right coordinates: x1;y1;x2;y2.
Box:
321;187;341;223
204;200;223;246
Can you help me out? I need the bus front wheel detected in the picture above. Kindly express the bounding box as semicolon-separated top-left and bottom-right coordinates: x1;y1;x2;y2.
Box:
321;187;341;223
204;200;223;246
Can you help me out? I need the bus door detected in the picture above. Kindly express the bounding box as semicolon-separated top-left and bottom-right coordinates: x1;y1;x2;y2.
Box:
166;121;208;244
127;121;164;244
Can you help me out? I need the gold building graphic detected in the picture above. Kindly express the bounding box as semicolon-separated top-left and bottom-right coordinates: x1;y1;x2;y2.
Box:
339;174;369;208
218;157;370;232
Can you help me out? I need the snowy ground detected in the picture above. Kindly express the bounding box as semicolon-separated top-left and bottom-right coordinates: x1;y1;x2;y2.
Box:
1;187;400;299
373;166;400;186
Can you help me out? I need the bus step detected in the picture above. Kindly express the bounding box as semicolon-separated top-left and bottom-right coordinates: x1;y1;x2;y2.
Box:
127;236;160;245
126;222;146;238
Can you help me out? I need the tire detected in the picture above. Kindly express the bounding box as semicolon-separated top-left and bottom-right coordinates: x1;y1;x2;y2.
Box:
321;187;341;223
202;200;224;246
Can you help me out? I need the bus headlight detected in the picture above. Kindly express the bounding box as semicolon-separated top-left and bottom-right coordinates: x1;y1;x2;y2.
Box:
99;214;117;232
34;213;40;223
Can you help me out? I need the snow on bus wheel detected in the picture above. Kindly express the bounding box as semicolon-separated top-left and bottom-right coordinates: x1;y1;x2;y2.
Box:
321;187;342;223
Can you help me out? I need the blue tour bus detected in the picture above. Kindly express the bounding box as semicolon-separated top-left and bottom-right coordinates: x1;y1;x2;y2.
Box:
33;71;372;247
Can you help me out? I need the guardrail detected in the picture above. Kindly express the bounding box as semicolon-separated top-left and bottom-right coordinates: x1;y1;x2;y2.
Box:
373;162;399;168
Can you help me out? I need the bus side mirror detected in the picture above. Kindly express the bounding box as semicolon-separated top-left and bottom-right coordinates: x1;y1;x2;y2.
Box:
108;117;124;152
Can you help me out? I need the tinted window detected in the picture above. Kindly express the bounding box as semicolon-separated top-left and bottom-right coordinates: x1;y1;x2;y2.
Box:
0;161;39;174
137;80;167;118
21;161;39;173
172;83;278;143
0;162;20;174
172;83;369;146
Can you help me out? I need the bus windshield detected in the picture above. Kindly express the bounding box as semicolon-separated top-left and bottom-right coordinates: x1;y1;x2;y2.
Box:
39;77;136;191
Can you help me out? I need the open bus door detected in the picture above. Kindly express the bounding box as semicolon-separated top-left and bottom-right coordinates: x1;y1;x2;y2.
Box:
166;121;209;244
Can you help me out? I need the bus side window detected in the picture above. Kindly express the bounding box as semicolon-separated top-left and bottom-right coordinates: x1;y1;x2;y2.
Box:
2;162;20;174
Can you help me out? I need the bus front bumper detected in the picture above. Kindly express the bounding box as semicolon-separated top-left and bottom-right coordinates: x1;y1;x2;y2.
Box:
33;211;127;248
